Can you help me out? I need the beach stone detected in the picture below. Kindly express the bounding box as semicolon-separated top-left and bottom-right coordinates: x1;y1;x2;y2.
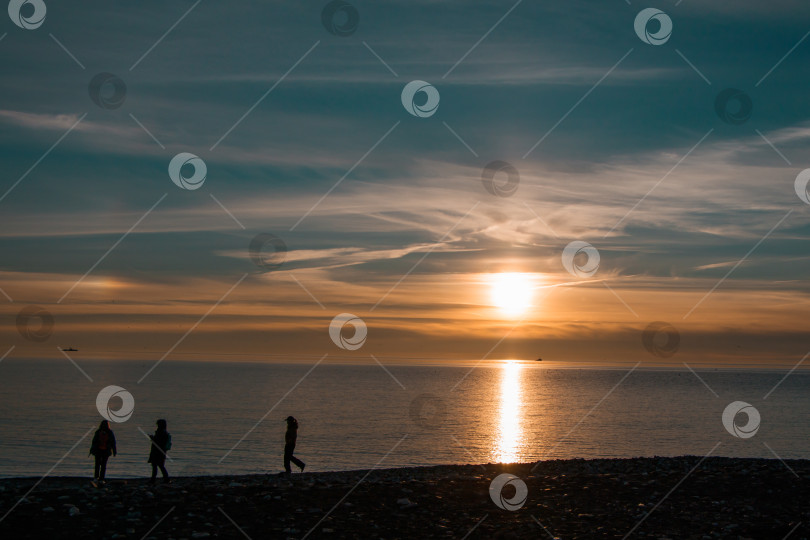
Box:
396;498;417;509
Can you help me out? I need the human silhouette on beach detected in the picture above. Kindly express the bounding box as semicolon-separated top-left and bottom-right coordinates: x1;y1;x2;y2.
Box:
148;419;172;484
89;420;116;485
284;416;305;474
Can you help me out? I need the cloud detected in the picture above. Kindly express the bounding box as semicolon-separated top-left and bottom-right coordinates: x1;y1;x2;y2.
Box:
1;0;809;365
0;110;83;131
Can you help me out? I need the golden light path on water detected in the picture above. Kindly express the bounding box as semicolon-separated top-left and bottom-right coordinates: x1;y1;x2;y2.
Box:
493;360;525;463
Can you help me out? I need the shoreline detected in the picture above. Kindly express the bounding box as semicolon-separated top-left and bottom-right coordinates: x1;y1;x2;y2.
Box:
1;456;807;538
2;454;809;482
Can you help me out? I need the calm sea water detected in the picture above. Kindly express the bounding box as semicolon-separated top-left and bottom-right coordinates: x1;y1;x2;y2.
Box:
0;358;808;479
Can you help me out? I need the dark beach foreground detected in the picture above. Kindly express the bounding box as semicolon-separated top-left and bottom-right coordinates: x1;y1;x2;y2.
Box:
0;457;807;539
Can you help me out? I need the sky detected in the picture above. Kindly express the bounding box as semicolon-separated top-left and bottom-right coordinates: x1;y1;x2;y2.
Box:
2;0;810;367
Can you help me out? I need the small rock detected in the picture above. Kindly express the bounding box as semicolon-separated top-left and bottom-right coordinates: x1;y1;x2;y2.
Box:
397;498;417;509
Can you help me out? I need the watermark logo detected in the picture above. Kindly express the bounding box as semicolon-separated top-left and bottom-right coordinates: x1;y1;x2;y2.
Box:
248;233;287;271
401;80;440;118
329;313;366;350
168;152;207;191
794;169;810;204
722;401;760;439
8;0;46;30
489;473;528;511
481;161;520;198
96;385;135;423
562;241;600;278
641;321;680;358
16;305;54;342
715;88;753;125
321;0;359;37
88;73;127;110
409;393;447;430
634;8;672;46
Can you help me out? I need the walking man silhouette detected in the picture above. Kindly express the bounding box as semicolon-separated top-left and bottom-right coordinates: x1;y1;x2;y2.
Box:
284;416;305;474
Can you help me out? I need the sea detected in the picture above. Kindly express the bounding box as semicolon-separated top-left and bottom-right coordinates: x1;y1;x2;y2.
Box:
0;358;808;479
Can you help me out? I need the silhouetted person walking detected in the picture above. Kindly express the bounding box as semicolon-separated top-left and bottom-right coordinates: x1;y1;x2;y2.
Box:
284;416;305;474
148;419;172;484
89;420;116;486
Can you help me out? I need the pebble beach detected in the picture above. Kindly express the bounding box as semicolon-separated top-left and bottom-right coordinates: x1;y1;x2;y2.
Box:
0;457;807;539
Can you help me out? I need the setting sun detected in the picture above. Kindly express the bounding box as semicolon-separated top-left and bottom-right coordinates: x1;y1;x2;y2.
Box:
490;273;534;316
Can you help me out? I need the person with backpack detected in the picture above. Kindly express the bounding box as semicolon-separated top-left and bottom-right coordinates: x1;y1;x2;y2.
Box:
148;419;172;484
283;416;305;474
89;420;117;486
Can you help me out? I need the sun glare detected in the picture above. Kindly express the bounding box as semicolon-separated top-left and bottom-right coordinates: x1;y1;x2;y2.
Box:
494;360;524;463
490;273;533;316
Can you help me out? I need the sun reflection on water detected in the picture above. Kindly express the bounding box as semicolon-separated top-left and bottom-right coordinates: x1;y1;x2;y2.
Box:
493;360;524;463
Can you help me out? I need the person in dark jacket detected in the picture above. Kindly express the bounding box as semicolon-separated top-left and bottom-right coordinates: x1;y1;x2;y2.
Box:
284;416;305;474
89;420;117;485
148;419;171;484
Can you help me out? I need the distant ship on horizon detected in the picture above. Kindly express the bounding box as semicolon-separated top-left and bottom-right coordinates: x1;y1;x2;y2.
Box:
60;347;78;352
